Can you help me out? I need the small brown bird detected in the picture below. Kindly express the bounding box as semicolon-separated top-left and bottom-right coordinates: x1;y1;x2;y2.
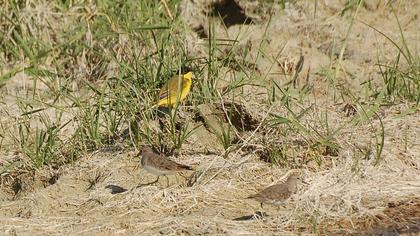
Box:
247;170;301;207
139;146;193;186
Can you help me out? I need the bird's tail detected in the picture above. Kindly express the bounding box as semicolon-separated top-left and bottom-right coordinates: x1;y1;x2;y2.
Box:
174;162;194;171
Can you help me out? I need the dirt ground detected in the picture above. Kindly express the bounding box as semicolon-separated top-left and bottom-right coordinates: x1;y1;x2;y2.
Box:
1;0;419;235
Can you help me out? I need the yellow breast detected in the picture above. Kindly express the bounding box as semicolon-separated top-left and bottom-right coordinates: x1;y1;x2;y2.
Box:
157;72;193;107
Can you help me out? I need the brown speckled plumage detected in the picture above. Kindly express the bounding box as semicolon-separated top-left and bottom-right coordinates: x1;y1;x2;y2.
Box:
248;170;301;205
140;146;192;176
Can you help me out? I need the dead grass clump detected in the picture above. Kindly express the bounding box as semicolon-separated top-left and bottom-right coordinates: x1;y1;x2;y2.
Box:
1;0;419;235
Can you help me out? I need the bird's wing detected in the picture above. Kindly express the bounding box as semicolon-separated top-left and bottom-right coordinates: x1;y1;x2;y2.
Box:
158;75;184;100
173;161;193;171
259;183;290;200
153;155;192;171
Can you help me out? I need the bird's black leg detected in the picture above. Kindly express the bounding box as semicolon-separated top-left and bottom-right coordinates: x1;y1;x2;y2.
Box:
253;203;267;220
135;176;160;188
151;176;160;185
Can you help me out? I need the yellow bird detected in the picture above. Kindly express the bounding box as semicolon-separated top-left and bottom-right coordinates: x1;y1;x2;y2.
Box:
157;69;193;108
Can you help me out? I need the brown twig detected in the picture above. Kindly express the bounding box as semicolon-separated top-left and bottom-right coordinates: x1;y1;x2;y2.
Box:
160;0;173;20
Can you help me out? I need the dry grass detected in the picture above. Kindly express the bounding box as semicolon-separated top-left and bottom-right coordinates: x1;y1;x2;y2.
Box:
1;114;419;234
1;0;419;235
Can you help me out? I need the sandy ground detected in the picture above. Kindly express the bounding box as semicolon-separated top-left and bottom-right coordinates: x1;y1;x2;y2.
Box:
1;0;420;235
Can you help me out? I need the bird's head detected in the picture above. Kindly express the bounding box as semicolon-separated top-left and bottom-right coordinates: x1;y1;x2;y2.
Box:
177;66;193;81
139;145;153;155
286;169;302;182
